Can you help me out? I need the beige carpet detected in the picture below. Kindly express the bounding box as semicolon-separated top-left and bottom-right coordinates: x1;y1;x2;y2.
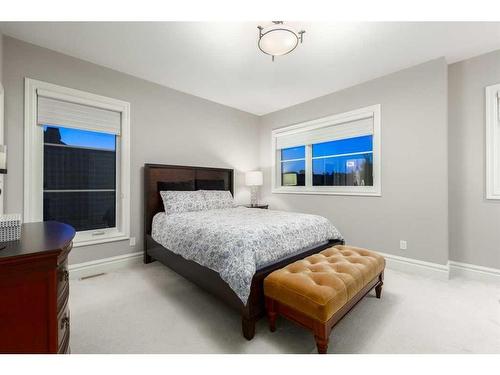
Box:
69;261;500;354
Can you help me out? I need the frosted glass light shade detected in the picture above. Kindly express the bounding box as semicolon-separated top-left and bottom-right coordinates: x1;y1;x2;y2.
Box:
245;171;263;186
258;27;299;56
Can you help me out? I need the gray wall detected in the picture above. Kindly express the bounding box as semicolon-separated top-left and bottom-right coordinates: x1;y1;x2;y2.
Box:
449;50;500;269
259;58;449;265
0;33;3;83
3;36;260;264
3;33;499;269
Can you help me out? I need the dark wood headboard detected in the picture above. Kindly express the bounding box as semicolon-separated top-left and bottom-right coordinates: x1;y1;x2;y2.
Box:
143;163;234;237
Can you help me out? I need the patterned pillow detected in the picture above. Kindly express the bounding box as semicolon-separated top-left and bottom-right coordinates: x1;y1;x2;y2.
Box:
160;191;207;215
200;190;235;210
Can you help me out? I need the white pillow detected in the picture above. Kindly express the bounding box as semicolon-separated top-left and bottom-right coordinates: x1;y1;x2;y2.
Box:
160;191;207;215
199;190;235;210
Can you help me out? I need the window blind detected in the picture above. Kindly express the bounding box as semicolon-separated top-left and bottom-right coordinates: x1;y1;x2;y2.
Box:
37;95;121;135
275;115;373;150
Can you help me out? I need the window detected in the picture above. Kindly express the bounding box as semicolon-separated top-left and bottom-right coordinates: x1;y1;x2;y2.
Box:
24;78;130;246
486;83;500;199
312;135;373;187
272;105;381;195
281;146;305;186
43;126;117;231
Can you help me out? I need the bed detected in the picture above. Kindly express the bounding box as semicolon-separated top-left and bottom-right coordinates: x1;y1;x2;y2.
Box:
143;163;344;340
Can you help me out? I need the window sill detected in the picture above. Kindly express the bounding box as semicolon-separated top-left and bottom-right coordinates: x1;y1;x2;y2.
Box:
272;188;381;197
73;233;129;248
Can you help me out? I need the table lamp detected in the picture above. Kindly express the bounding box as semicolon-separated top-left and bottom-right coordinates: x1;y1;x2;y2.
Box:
245;171;263;207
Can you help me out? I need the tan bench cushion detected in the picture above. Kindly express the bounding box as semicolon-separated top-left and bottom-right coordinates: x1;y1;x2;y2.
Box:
264;245;385;322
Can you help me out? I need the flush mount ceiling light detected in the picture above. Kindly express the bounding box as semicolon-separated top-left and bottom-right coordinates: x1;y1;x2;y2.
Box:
257;21;305;61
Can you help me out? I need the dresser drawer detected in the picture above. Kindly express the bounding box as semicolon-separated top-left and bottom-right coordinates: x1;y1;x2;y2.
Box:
57;300;70;350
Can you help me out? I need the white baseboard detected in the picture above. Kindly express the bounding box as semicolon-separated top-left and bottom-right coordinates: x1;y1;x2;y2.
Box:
448;261;500;283
67;249;500;285
68;251;143;280
377;251;450;280
378;251;500;283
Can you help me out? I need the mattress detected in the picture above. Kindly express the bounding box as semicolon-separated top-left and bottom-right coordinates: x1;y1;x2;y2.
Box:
151;206;343;304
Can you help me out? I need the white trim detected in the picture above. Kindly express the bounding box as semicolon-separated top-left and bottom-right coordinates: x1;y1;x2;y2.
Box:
24;78;43;221
0;83;4;214
312;150;373;160
377;251;450;280
73;231;130;248
44;142;115;152
485;83;500;199
68;251;142;280
449;261;500;283
271;104;381;196
272;186;382;196
378;251;500;283
280;157;305;163
24;78;131;245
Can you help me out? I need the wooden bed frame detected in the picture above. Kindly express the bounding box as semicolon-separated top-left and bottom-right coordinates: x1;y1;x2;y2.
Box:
143;163;344;340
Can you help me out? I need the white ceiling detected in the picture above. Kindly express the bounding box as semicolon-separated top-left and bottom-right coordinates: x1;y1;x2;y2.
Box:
2;22;500;115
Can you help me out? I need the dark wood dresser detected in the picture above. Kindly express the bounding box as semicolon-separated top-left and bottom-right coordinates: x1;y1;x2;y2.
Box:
0;221;75;354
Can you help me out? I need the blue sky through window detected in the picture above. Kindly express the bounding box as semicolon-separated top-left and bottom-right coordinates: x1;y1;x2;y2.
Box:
312;135;372;158
281;146;305;160
43;125;116;151
281;160;305;174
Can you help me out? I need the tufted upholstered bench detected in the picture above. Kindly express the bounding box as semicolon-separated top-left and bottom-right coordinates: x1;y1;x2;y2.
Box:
264;245;385;353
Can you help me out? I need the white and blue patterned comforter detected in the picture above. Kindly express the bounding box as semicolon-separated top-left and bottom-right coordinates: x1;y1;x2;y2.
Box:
151;207;343;304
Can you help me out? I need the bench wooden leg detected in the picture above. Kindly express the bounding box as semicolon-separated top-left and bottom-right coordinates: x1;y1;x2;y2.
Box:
375;283;383;299
313;322;329;354
266;298;277;332
314;335;329;354
375;272;384;299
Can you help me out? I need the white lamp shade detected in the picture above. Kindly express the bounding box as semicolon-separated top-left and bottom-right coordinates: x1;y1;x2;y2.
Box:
245;171;263;186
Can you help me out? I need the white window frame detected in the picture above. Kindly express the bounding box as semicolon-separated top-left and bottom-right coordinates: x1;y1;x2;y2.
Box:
486;83;500;200
24;78;131;246
271;104;381;196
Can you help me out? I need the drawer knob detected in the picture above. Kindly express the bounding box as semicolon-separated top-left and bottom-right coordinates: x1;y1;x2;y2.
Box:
60;269;69;282
61;316;70;330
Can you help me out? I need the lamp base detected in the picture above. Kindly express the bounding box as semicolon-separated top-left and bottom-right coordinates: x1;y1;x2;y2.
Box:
250;186;259;207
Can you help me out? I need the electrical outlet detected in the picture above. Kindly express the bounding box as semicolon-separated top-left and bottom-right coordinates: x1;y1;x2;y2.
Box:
399;240;407;250
129;237;136;247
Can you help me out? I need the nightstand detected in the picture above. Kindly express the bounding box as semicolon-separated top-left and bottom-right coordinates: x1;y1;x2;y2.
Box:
243;204;269;209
